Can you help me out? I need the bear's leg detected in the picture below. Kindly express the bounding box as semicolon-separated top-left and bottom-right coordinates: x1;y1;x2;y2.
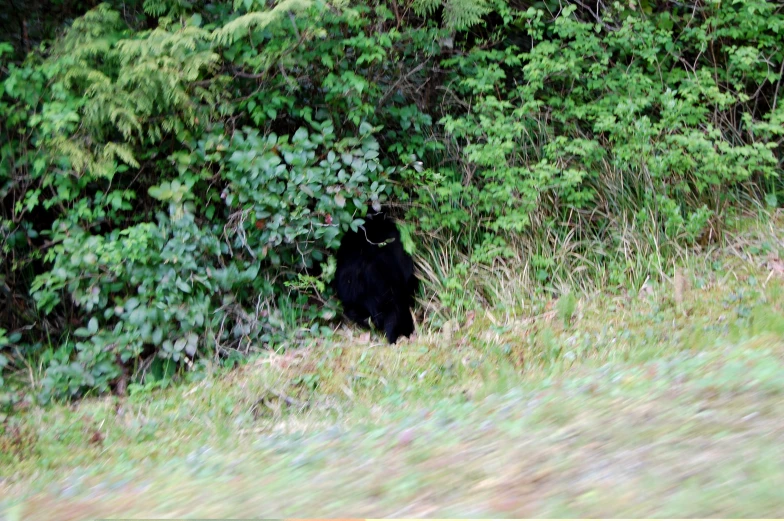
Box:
396;305;415;340
343;304;370;329
376;303;414;345
389;291;415;342
366;300;399;344
380;308;401;344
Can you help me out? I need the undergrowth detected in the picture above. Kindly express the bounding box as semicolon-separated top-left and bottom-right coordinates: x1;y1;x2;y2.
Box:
0;211;783;517
2;0;784;401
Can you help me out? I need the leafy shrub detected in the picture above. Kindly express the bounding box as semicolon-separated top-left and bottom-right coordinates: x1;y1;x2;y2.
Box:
412;0;783;290
1;0;443;400
207;119;389;268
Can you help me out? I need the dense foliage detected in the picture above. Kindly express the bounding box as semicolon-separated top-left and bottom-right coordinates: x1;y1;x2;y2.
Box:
1;0;782;401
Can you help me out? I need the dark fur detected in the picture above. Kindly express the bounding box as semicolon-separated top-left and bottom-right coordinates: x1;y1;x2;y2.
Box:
334;210;419;344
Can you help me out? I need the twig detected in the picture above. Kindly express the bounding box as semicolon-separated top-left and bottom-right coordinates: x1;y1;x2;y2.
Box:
377;60;429;109
772;58;784;111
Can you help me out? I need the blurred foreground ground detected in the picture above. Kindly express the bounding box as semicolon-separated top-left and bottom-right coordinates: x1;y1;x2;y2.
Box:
2;221;784;518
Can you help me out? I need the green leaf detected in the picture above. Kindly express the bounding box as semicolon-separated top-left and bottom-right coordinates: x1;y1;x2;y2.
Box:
359;121;374;136
87;317;99;335
175;278;192;293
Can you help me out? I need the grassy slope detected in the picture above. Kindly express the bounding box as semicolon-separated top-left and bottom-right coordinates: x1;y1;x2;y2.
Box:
1;216;784;519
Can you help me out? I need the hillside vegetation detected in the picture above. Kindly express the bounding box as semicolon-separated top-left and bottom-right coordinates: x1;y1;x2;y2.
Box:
1;0;783;402
1;215;784;517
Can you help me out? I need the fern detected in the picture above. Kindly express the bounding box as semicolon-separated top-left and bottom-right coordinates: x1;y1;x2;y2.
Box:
412;0;441;17
102;142;140;169
412;0;491;30
24;2;224;187
443;0;491;30
143;0;196;18
212;0;313;46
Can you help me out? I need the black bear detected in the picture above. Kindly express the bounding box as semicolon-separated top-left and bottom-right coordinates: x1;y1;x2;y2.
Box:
334;208;419;344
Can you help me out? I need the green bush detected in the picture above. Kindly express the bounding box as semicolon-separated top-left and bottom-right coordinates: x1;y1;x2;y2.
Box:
413;0;783;284
212;120;388;266
1;0;444;400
